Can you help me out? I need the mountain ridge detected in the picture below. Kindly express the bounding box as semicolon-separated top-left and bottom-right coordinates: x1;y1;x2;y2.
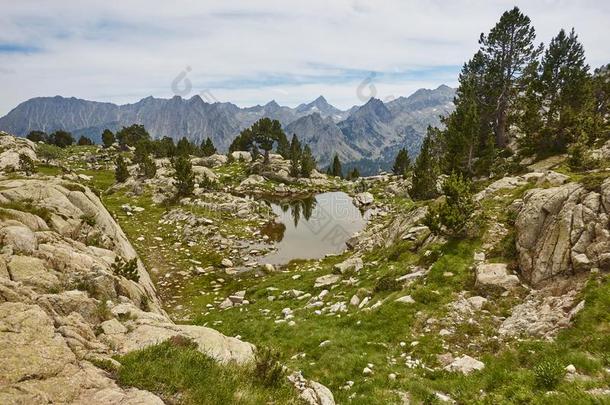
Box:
0;85;455;171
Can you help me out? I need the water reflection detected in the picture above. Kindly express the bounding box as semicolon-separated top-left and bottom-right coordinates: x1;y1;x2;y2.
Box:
260;192;367;265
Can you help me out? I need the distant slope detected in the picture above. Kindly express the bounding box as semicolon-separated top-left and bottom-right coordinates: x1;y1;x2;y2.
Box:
0;85;455;170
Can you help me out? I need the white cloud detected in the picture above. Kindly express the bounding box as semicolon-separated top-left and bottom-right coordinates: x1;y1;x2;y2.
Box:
0;0;608;114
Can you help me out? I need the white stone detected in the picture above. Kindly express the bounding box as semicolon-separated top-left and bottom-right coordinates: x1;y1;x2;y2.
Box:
444;355;485;375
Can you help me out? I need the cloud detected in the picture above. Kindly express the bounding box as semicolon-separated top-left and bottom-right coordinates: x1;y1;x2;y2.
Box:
0;0;608;114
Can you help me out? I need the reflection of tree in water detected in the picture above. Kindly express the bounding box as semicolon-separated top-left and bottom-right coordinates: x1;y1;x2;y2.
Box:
260;221;286;242
287;196;316;226
274;197;317;227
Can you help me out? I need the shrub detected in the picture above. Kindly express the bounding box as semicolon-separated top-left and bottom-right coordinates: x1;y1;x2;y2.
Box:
111;256;139;282
579;173;608;193
80;213;96;226
254;347;285;388
37;143;64;163
374;275;402;292
424;172;475;237
411;286;441;305
534;358;564;390
18;153;36;176
199;173;216;191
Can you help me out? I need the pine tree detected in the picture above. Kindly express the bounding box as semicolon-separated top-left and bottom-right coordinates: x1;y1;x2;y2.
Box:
347;167;360;180
410;129;440;200
115;155;129;183
300;145;316;178
26;130;47;143
77;136;93;146
331;154;342;178
133;139;152;163
276;132;290;159
392;148;411;176
479;7;542;148
116;124;149;149
139;154;157;178
289;134;302;161
289;134;302;177
591;64;610;141
200;137;217;157
537;28;591;153
442;54;486;175
176;137;193;156
172;155;195;197
102;129;115;148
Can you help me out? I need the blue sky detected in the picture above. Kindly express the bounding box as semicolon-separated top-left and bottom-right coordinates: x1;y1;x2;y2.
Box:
0;1;608;115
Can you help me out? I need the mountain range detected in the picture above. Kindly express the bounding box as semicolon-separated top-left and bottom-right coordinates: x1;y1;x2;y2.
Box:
0;85;455;173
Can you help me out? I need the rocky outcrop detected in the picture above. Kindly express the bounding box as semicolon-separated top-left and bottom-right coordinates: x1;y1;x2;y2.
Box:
0;149;255;402
514;179;610;285
0;133;37;171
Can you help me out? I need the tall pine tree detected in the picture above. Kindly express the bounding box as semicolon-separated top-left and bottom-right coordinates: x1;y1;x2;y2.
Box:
479;7;542;148
410;128;440;200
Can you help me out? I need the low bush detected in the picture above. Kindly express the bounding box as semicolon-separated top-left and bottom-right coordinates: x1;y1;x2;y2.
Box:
254;347;285;388
374;275;402;292
533;358;564;390
111;256;139;282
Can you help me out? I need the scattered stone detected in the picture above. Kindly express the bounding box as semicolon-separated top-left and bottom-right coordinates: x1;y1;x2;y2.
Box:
314;274;341;288
333;257;363;274
221;258;233;268
475;263;520;290
395;295;415;304
444;355;485;375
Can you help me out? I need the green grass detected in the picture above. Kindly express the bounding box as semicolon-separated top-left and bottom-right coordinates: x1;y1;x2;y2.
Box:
116;339;303;404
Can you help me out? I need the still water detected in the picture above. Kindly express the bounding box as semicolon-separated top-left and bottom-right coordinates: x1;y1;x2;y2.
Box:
260;191;368;265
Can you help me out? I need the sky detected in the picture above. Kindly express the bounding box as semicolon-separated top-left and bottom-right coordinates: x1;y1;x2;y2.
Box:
0;0;609;115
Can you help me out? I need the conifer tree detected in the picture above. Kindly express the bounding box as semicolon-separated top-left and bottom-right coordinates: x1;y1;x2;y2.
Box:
172;155;195;197
276;132;290;159
300;145;316;178
102;129;115;148
176;137;193;156
115;155;129;183
289;134;302;177
330;154;342;178
200;137;217;157
537;28;590;153
479;6;542;148
392;148;411;176
139;154;157;178
289;134;302;161
410;129;440;200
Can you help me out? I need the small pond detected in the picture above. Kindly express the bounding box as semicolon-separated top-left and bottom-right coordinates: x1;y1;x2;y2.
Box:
260;191;368;265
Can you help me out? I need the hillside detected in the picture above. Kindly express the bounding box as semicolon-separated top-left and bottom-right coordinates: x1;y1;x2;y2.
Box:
1;130;608;403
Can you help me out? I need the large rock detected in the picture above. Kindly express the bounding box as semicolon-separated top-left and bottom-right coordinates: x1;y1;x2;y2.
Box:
7;256;60;291
333;257;363;273
0;133;37;171
475;263;520;290
353;192;374;207
0;302;164;404
230;151;252;162
515;179;610;285
0;224;38;253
